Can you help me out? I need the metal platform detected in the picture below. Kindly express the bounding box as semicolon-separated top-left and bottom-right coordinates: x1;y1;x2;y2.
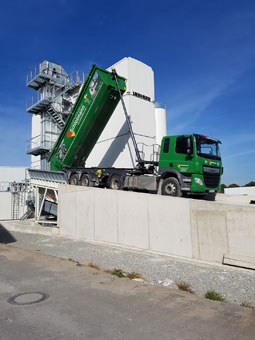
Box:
26;98;53;114
27;72;65;90
28;169;67;224
28;168;67;188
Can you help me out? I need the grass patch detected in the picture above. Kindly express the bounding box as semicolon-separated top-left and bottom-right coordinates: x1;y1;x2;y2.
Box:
241;301;254;309
176;281;194;294
126;272;143;280
104;268;143;280
205;290;224;302
88;262;100;270
110;268;127;278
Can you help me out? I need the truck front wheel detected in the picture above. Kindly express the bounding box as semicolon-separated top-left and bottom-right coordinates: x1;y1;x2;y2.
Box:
161;177;181;197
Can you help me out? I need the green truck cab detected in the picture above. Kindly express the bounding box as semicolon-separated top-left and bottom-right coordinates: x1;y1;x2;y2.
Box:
158;134;222;198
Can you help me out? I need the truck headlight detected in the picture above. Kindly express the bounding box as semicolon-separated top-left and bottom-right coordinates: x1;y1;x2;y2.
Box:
195;177;203;186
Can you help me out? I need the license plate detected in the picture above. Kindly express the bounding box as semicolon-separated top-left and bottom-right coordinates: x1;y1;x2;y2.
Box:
209;190;215;193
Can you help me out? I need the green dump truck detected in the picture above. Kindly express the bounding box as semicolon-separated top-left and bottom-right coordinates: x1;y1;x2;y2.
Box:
48;65;223;199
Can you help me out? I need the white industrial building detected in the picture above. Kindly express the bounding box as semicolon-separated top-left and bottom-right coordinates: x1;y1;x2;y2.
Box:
26;57;167;170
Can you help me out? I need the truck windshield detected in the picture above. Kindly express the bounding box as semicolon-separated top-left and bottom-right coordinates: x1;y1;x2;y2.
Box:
195;135;221;160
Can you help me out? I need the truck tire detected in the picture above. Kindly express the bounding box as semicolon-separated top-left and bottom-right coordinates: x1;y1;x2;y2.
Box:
109;175;122;190
80;174;90;187
161;177;181;197
69;174;79;186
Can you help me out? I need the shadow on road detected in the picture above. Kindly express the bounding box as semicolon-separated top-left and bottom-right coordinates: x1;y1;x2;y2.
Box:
0;224;16;244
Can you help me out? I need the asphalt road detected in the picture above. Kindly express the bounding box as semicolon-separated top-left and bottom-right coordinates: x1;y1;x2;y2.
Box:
2;223;254;306
0;244;254;340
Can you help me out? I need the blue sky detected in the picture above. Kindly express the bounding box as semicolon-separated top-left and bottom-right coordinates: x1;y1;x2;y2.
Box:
0;0;254;185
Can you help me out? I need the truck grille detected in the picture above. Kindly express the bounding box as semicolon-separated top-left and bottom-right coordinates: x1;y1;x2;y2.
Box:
203;171;220;188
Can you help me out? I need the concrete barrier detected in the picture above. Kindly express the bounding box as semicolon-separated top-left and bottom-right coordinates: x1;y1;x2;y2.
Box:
216;193;255;205
58;185;255;268
0;192;12;219
225;186;255;195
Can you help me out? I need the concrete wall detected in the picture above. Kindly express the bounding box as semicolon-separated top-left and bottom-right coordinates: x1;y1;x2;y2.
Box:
225;186;255;195
189;200;255;265
0;191;29;220
0;192;12;219
58;185;255;268
216;193;255;205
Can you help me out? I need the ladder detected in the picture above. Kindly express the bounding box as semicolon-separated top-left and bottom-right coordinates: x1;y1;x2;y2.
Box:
12;192;20;220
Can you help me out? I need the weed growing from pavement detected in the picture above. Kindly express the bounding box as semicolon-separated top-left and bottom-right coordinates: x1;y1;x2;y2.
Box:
104;268;143;280
205;290;224;302
110;269;126;278
176;281;194;294
88;262;100;270
241;301;254;309
126;272;143;280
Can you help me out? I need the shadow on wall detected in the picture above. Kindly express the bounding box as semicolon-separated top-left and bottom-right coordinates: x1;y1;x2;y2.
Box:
0;224;16;244
98;121;134;167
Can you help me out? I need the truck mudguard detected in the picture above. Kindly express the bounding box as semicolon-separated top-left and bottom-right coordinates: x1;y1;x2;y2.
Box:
49;65;126;171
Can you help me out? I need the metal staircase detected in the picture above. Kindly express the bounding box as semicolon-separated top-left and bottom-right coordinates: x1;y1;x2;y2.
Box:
47;105;66;129
52;71;83;100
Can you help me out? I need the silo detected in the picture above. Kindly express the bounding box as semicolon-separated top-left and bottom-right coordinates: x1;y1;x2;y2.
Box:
155;102;167;146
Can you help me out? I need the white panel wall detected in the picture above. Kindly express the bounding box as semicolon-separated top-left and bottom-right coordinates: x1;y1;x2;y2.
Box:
58;185;255;268
0;192;12;219
58;186;193;259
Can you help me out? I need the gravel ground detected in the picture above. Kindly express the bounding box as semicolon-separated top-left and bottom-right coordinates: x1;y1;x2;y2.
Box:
2;229;254;307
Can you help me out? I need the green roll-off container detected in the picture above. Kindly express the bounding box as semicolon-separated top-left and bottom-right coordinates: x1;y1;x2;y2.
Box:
49;65;126;171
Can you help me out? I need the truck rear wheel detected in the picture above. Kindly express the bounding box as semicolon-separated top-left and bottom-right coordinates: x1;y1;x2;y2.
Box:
109;175;122;190
69;174;79;186
161;177;181;197
80;174;90;187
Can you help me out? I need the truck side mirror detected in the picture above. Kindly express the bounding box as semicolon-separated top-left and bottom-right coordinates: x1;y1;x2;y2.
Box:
187;137;193;155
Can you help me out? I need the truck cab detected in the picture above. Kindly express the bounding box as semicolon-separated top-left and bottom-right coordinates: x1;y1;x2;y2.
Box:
158;134;222;198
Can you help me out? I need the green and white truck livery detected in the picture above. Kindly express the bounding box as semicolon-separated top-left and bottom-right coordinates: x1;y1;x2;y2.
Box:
48;65;223;199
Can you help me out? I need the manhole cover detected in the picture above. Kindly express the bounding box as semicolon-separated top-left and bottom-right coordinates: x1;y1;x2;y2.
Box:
7;292;49;305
